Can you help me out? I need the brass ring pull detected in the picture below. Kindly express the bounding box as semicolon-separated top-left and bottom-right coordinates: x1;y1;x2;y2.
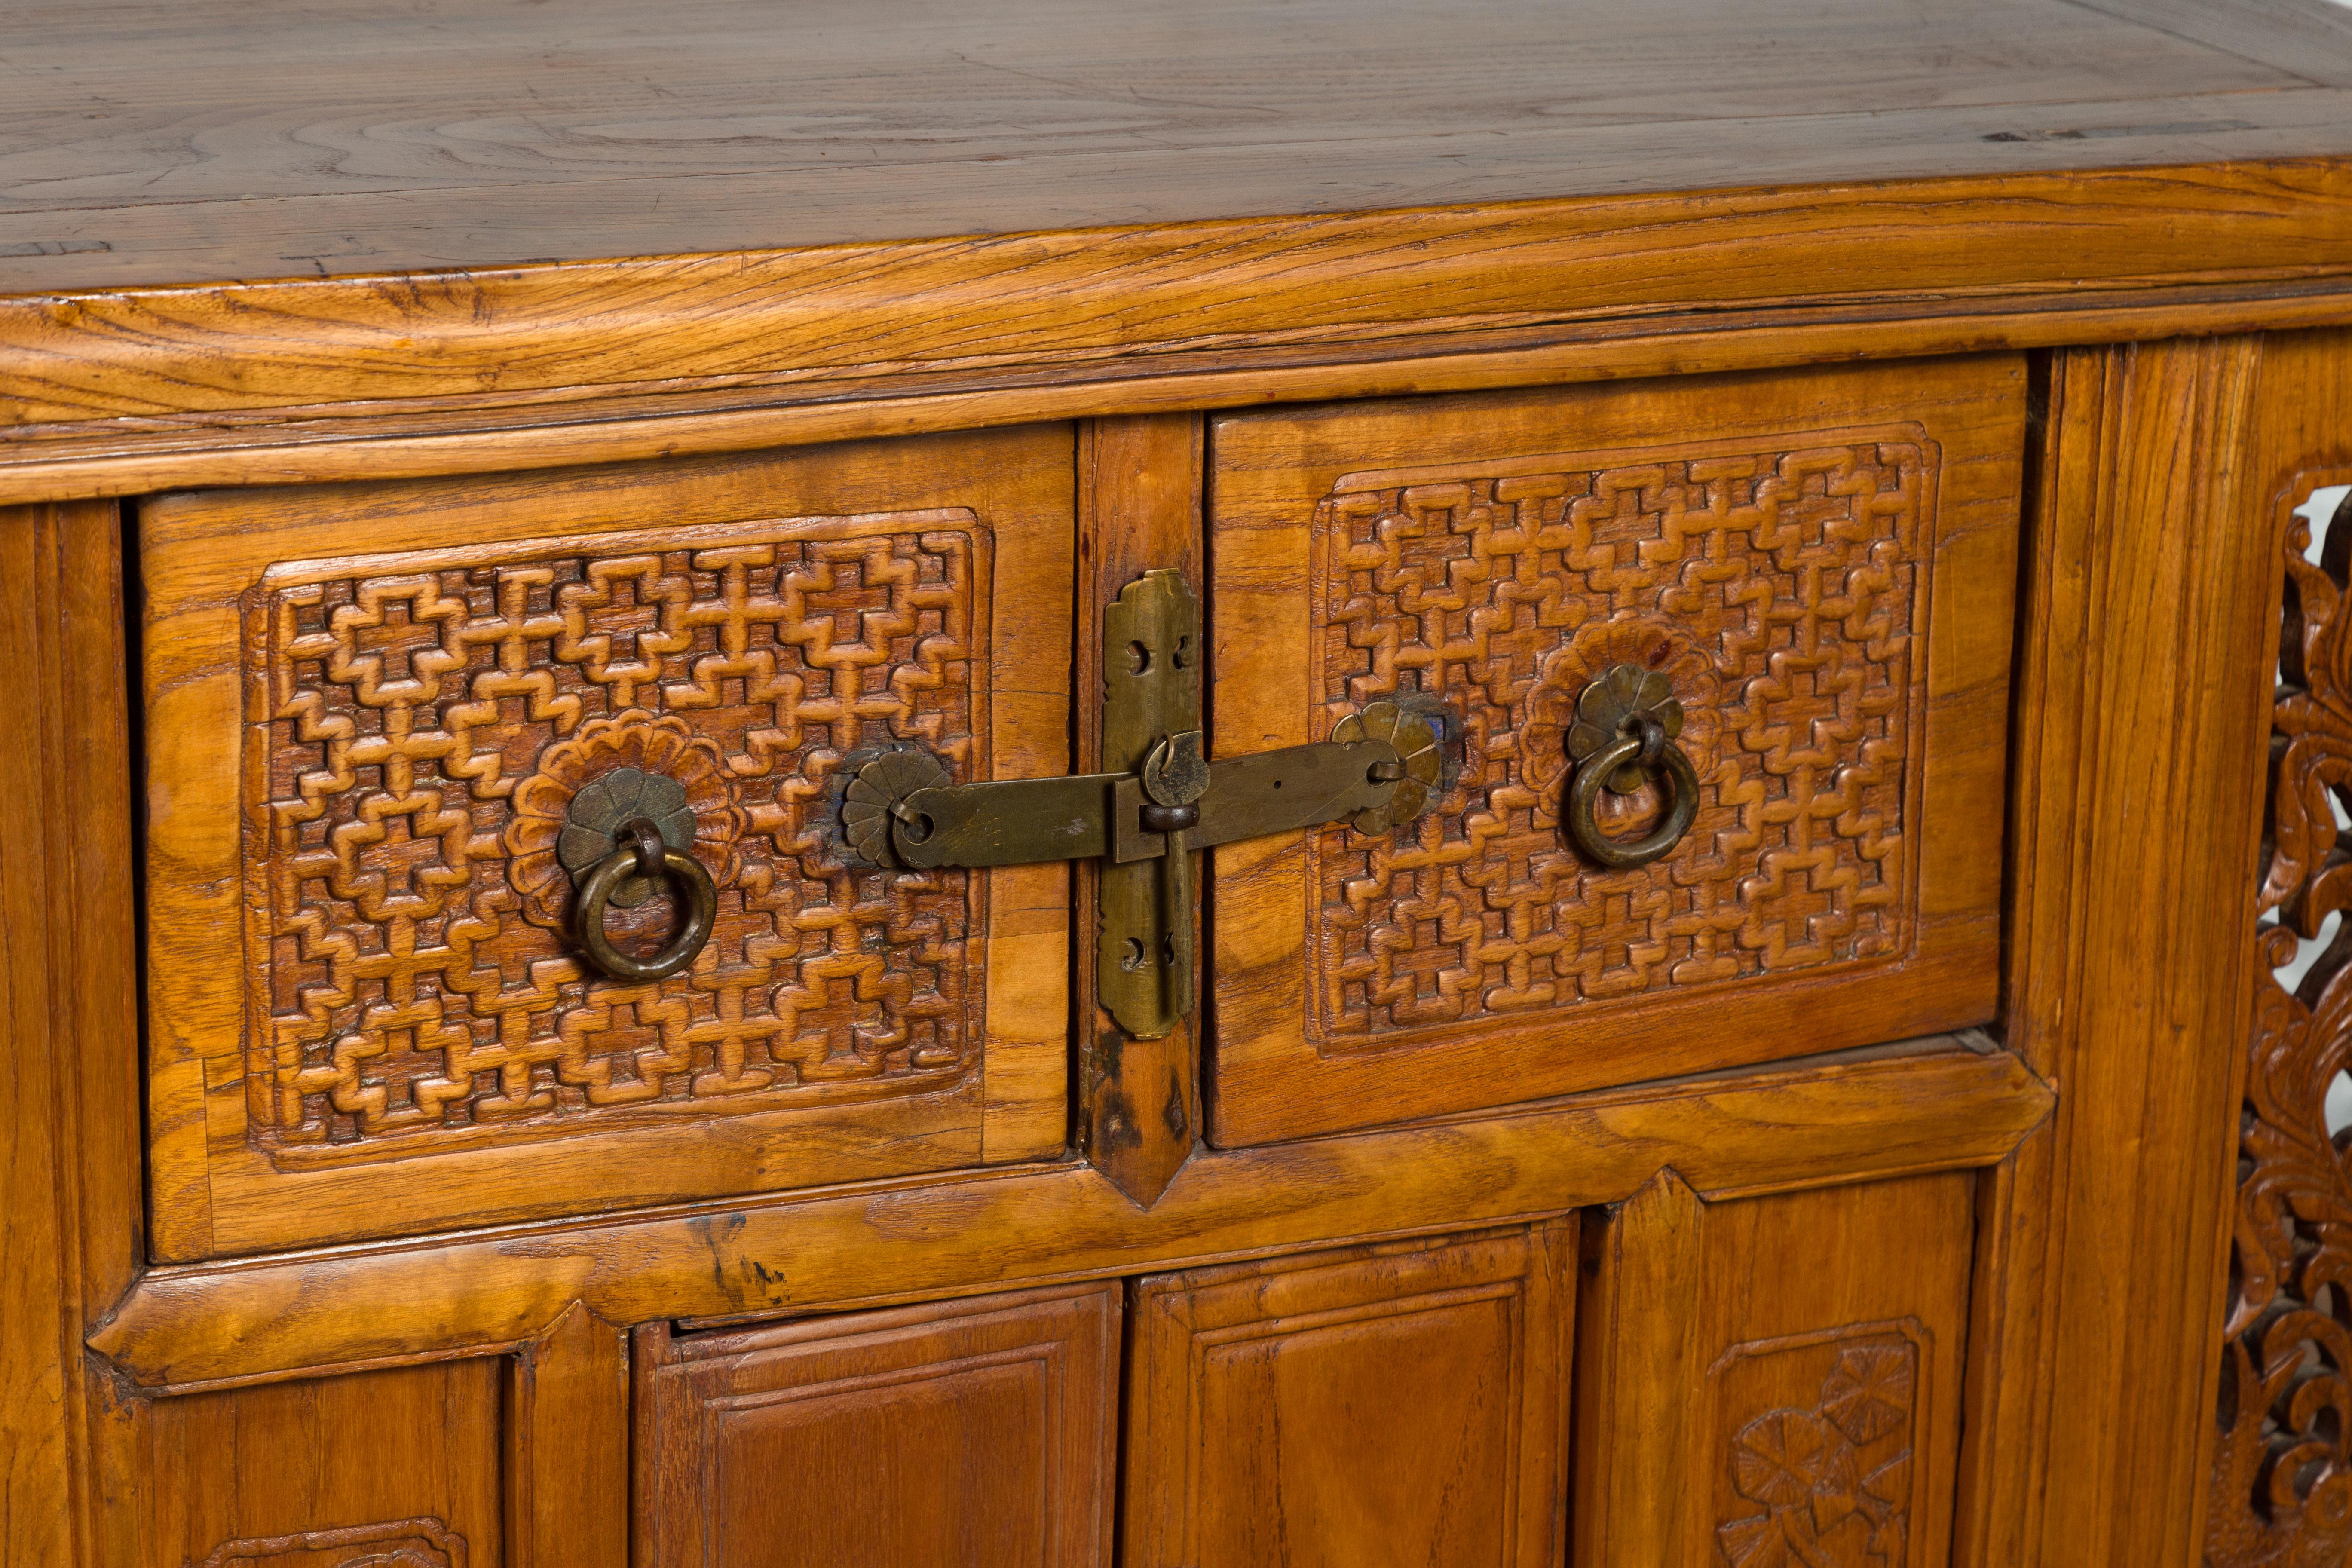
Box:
574;815;717;983
1566;713;1700;870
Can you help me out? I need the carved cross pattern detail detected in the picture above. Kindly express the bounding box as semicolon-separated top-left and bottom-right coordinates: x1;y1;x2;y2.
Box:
1304;440;1926;1047
2209;485;2352;1568
248;518;986;1165
1717;1342;1916;1568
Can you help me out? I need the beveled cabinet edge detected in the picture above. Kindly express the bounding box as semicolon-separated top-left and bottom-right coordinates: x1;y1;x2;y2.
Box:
84;1036;2051;1393
7;160;2352;505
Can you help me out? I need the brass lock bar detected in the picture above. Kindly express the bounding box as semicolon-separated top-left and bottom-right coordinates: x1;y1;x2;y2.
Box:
841;569;1446;1040
886;736;1406;871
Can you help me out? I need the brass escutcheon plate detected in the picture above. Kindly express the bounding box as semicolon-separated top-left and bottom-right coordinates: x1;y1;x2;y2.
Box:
557;766;697;906
1566;663;1685;795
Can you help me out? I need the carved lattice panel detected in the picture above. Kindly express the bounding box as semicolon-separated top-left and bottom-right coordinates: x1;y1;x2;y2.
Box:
1305;444;1925;1047
1207;365;2021;1144
247;519;987;1164
2211;482;2352;1568
141;425;1073;1257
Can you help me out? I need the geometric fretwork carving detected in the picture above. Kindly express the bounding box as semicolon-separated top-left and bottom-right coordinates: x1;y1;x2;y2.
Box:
2211;487;2352;1568
1712;1329;1921;1568
246;516;986;1165
1307;441;1927;1046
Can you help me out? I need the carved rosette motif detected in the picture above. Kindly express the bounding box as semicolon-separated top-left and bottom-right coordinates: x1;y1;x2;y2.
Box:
1306;441;1926;1045
250;522;986;1164
505;711;744;926
2211;490;2352;1568
1713;1332;1920;1568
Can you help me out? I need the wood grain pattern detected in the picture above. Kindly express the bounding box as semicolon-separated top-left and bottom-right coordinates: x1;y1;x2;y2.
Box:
1570;1170;1707;1564
1076;416;1202;1207
143;1360;505;1568
1123;1225;1572;1568
3;160;2352;468
2;0;2349;294
13;270;2352;514
1975;337;2280;1568
1574;1170;1976;1568
86;1037;2046;1393
637;1283;1118;1568
1207;358;2022;1143
138;425;1074;1259
506;1307;628;1568
0;499;141;1568
2079;0;2352;83
2201;335;2352;1568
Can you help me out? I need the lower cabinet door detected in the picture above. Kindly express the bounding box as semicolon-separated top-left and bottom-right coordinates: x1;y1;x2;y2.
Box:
144;1361;506;1568
1123;1223;1575;1568
1574;1170;1977;1568
636;1282;1121;1568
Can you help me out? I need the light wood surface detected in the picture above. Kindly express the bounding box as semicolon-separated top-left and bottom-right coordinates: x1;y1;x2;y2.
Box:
1979;336;2286;1568
1124;1225;1573;1568
1207;357;2022;1142
637;1284;1119;1568
1574;1170;1977;1568
506;1306;629;1568
141;1360;506;1568
137;424;1075;1258
8;161;2352;469
86;1037;2045;1393
0;500;140;1568
3;0;2352;293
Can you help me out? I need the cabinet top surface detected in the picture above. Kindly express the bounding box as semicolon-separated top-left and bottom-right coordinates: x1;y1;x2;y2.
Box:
8;0;2352;294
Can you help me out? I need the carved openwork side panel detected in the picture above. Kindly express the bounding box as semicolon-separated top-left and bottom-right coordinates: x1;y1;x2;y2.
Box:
2211;484;2352;1568
1305;443;1924;1047
141;426;1075;1256
248;519;985;1164
1208;363;2023;1143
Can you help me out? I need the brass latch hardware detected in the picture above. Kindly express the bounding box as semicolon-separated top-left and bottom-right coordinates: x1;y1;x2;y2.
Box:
841;570;1447;1039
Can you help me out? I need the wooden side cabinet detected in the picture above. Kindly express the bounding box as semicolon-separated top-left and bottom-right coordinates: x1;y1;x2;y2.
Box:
11;4;2352;1566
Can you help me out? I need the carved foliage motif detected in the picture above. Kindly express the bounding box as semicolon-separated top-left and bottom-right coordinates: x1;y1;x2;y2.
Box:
2212;489;2352;1568
1306;441;1927;1045
249;517;987;1164
1714;1333;1920;1568
198;1516;463;1567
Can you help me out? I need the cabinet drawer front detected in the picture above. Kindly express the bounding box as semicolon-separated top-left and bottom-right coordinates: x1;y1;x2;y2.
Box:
1207;359;2024;1142
141;426;1074;1259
